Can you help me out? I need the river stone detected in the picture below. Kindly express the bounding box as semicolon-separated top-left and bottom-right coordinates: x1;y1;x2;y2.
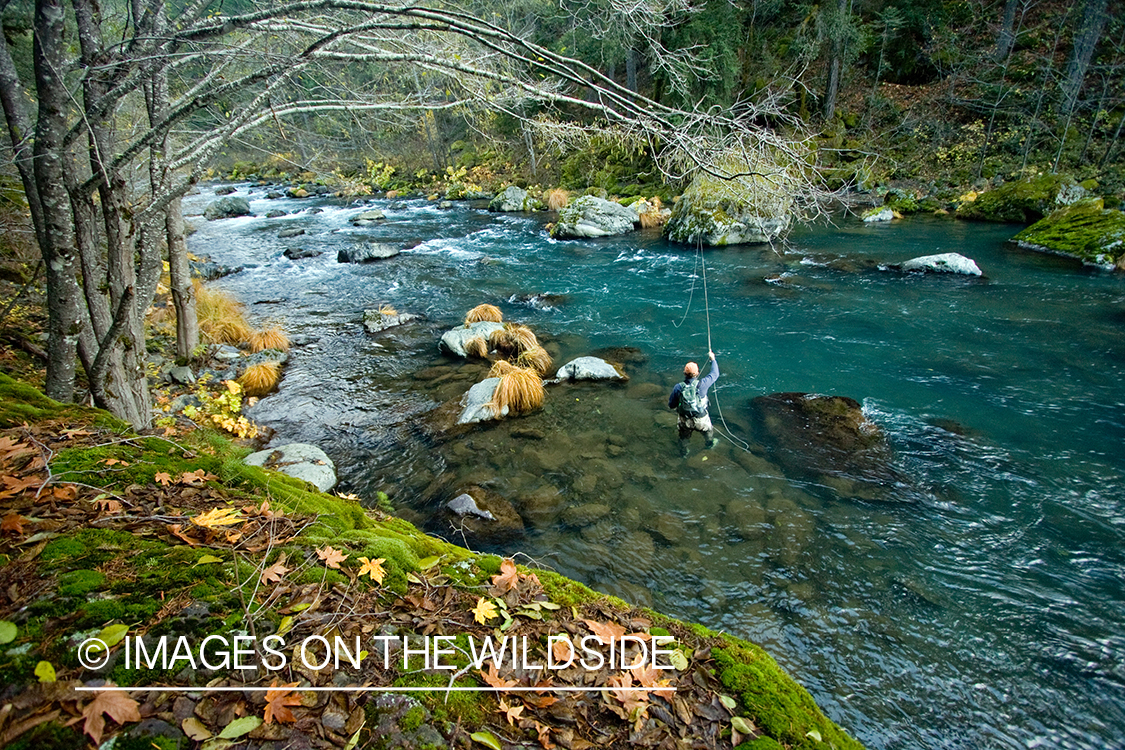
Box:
284;247;321;260
168;365;196;385
338;242;400;263
560;503;611;527
190;259;243;280
244;443;337;492
287;187;310;199
214;185;237;196
862;207;894;223
457;378;500;424
278;227;305;238
553;356;626;382
647;512;686;544
550;195;638;239
441;485;523;543
489;185;539;212
203;196;251;220
1012;198;1125;268
265;209;287;218
901;252;982;276
447;493;496;520
663;167;792;246
440;321;505;358
363;309;423;334
351;209;386;225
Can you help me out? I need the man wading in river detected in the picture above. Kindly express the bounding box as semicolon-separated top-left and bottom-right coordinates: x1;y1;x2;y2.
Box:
669;351;720;457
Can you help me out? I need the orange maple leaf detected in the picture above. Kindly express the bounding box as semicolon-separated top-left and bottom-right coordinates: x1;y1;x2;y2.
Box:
479;663;519;689
179;469;218;486
316;545;348;569
491;558;520;594
260;555;290;586
191;507;242;528
607;672;650;729
582;618;626;644
534;720;555;749
1;512;26;535
498;697;523;725
95;497;124;514
357;556;386;583
631;663;675;701
0;474;42;498
80;689;141;745
154;471;173;486
263;681;301;724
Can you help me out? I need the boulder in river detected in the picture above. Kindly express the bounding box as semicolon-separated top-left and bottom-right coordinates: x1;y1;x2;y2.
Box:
663;159;793;246
203;196;251;221
439;321;505;358
956;174;1087;223
749;392;908;501
351;209;386;226
489;185;542;212
552;356;626;382
278;228;305;239
862;207;895;223
244;443;337;492
337;242;400;263
457;377;501;423
1012;198;1125;269
363;308;424;334
284;247;321;260
550;195;638;239
899;252;982;276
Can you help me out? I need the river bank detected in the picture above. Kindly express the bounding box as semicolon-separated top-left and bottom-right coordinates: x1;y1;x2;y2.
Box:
0;373;861;750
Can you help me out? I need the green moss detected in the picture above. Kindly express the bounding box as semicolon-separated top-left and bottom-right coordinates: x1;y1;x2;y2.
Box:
956;174;1080;223
1012;198;1125;265
57;569;106;597
77;599;127;626
736;738;784;750
401;704;427;732
712;642;862;750
392;673;485;725
3;721;81;750
0;373;129;430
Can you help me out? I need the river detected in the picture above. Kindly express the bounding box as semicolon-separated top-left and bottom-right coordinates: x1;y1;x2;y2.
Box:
184;185;1125;750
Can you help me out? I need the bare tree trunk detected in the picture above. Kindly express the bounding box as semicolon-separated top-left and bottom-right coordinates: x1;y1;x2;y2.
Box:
626;48;638;93
1060;0;1108;117
33;0;84;403
822;0;848;121
995;0;1020;61
167;199;198;361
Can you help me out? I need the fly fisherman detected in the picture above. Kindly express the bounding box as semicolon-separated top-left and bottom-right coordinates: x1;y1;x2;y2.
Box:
668;351;720;456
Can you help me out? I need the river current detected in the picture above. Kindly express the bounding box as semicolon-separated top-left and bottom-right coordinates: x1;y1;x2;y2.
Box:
183;186;1125;750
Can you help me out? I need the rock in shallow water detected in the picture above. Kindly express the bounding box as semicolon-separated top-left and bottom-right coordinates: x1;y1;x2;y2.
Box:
552;356;626;382
900;252;982;276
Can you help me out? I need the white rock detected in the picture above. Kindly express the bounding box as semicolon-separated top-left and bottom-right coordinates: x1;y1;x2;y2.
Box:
439;321;505;358
553;356;626;381
457;378;502;424
551;196;638;239
901;252;982;276
244;443;337;492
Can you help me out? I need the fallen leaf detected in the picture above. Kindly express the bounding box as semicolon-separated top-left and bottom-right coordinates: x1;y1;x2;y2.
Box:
51;484;78;501
102;458;129;467
582;618;626;644
34;661;56;683
534;720;555;749
195;554;223;566
1;512;26;535
263;681;301;724
315;545;348;569
491;558;520;593
154;471;173;486
631;663;674;701
179;468;219;486
732;716;754;735
94;497;123;513
92;623;129;650
471;730;502;750
472;597;499;625
218;715;262;739
260;555;290;585
191;507;242;528
81;689;141;745
182;716;212;740
498;697;523;725
357;556;386;583
479;663;518;689
0;620;17;644
0;474;41;497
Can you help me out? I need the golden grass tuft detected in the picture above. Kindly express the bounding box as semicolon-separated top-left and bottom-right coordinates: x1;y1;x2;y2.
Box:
546;188;569;211
489;324;539;357
638;196;666;229
464;336;489;359
465;303;503;325
515;345;552;375
195;281;254;345
486;365;545;417
248;327;290;353
238;361;281;397
487;360;517;379
378;303;398;316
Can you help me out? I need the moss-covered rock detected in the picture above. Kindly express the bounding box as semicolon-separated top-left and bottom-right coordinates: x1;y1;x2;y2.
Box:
956;174;1086;223
1012;198;1125;268
664;158;794;246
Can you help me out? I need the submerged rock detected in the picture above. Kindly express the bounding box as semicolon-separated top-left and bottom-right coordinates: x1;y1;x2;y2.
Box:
362;309;423;334
447;493;496;520
437;485;523;543
278;227;305;239
1012;198;1125;269
749;392;908;501
439;321;505;358
550;196;638;239
552;356;626;382
509;292;566;310
190;259;243;280
899;252;982;276
244;443;337;492
203;196;251;221
337;242;400;263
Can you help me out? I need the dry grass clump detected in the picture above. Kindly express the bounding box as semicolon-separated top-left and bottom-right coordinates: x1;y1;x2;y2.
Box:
248;327;290;353
378;303;398;316
486;365;545;417
238;361;281;397
546;188;569;211
464;304;502;324
515;345;552;375
196;281;254;345
464;336;489;359
638;196;666;229
489;323;539;357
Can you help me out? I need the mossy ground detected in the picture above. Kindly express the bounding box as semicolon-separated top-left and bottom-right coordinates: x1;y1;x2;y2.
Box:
1013;198;1125;266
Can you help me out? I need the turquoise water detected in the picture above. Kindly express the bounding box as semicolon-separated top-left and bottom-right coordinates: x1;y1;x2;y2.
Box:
185;187;1125;749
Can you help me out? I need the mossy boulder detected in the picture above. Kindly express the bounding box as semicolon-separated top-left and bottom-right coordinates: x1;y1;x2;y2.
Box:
550;195;638;239
956;174;1086;223
664;163;793;246
1012;198;1125;269
488;185;542;212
